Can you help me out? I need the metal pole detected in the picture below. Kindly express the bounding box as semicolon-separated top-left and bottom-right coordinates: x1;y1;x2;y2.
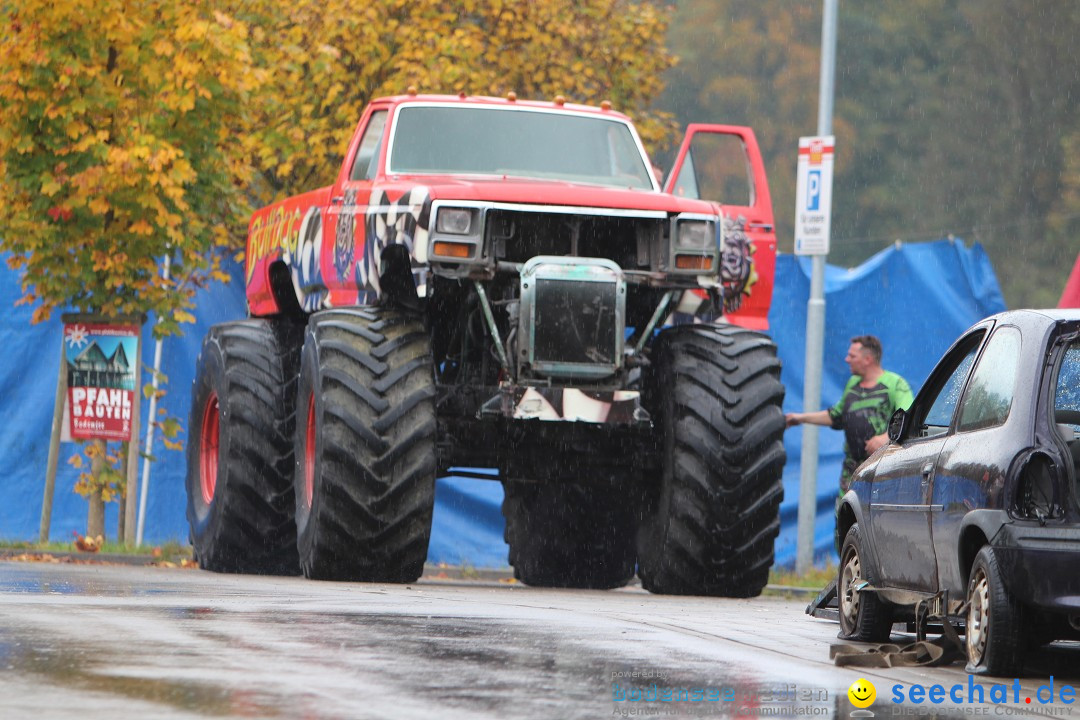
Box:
40;339;68;543
796;0;838;574
136;253;171;545
123;334;142;546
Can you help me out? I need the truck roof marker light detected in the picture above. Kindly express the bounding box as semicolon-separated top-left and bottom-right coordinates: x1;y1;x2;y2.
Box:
554;95;565;106
407;86;418;96
601;100;612;111
459;91;467;100
507;91;517;102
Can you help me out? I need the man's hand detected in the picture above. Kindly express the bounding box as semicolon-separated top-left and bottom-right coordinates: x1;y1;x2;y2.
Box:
785;409;831;429
864;433;889;455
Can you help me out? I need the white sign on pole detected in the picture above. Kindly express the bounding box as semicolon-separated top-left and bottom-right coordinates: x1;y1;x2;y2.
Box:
794;136;835;256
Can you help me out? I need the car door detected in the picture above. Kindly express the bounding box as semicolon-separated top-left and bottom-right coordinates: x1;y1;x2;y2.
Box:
664;125;776;330
932;325;1024;595
869;326;989;589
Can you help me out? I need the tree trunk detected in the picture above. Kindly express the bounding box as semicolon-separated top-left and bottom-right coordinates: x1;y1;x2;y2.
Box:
116;442;128;541
86;439;106;539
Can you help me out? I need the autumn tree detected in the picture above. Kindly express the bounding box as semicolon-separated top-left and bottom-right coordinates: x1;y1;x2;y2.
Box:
227;0;676;209
0;0;257;536
0;0;256;329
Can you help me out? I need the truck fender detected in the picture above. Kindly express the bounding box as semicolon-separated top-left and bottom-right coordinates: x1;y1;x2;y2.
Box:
357;187;432;301
284;206;328;312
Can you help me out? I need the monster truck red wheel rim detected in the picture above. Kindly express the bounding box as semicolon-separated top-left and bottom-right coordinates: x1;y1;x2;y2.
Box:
304;392;316;508
199;391;219;506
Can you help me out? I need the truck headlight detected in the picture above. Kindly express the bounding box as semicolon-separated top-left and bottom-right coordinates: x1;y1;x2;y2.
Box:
436;208;474;235
676;220;714;250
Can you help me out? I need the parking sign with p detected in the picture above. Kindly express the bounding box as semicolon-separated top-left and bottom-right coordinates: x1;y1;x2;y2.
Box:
794;135;834;256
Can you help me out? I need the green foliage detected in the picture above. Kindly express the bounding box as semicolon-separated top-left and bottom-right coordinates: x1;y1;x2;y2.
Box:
664;0;1080;308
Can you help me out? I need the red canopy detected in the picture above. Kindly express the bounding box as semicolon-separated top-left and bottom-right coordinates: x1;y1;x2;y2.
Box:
1060;252;1080;308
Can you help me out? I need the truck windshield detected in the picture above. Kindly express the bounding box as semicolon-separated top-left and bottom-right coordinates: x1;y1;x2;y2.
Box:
388;105;654;190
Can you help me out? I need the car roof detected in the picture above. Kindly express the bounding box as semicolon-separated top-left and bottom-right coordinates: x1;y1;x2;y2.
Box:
985;308;1080;324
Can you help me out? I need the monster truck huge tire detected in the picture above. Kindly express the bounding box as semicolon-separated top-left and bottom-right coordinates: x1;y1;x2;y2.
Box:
502;481;637;589
294;307;437;582
636;324;786;596
186;319;303;575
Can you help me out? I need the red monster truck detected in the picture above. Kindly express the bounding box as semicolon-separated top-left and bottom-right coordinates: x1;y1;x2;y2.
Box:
185;92;785;596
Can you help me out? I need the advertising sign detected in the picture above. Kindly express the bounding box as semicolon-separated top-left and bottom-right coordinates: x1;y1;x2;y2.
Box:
63;321;139;441
794;136;835;256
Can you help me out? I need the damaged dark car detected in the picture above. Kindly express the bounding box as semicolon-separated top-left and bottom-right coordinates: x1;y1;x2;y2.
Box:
836;308;1080;676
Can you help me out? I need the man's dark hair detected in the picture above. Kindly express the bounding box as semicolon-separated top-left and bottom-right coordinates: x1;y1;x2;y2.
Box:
851;335;883;363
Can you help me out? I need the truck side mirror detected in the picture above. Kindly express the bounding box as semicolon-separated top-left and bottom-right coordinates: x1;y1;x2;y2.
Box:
888;407;908;443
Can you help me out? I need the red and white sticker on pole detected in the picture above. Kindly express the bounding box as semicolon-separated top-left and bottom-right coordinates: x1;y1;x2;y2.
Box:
61;321;140;442
794;135;835;256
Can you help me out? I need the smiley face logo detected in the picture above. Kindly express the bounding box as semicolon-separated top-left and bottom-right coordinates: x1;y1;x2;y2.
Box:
848;678;876;708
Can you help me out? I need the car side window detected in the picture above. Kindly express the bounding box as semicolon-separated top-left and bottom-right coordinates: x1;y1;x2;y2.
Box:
348;110;388;181
916;332;985;436
1055;341;1080;422
957;327;1021;432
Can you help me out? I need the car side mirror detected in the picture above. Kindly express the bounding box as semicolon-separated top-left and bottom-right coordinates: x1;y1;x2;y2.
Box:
888;408;908;443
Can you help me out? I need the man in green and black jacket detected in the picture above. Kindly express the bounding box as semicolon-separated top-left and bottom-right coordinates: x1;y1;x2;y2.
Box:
785;334;914;494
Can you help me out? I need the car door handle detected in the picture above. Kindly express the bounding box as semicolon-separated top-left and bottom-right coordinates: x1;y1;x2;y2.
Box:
921;463;934;478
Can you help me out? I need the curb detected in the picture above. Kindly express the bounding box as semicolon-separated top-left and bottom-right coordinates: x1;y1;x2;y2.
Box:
0;551;828;597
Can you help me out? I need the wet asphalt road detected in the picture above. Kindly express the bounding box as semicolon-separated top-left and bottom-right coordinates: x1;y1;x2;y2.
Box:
0;562;1077;719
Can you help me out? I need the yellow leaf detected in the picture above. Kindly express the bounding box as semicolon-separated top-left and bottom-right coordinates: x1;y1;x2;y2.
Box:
129;220;154;235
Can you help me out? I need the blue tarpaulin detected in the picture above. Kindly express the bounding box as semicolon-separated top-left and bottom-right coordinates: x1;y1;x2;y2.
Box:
0;238;1005;568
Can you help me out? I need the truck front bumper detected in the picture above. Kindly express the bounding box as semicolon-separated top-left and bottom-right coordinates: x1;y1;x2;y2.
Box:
479;385;650;427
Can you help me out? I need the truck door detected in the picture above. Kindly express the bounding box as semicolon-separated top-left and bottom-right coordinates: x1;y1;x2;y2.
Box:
665;125;776;330
323;106;389;305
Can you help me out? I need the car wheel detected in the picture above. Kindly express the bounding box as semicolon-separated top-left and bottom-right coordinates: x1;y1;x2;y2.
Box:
966;545;1026;676
838;523;894;641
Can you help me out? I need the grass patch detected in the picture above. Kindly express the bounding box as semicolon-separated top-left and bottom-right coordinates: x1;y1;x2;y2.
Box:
0;538;192;562
768;563;836;589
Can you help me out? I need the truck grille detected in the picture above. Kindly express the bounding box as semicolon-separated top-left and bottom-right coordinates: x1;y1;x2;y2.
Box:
487;210;660;270
519;257;625;380
534;278;618;366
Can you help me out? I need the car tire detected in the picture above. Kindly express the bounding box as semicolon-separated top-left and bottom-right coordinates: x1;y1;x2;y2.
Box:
838;523;894;641
502;481;637;589
185;320;303;575
966;545;1026;676
636;324;786;597
294;307;437;582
